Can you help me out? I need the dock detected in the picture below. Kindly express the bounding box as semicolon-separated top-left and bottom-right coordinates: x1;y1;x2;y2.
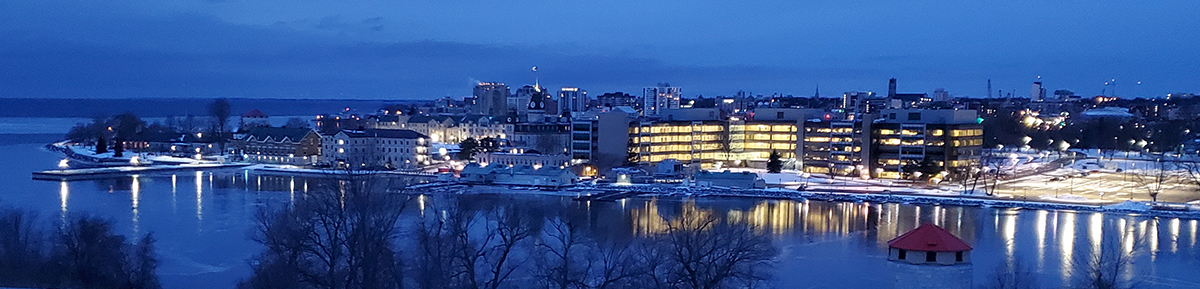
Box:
574;190;647;202
33;163;251;181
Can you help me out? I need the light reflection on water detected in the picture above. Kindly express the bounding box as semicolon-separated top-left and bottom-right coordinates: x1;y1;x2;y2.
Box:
21;163;1200;288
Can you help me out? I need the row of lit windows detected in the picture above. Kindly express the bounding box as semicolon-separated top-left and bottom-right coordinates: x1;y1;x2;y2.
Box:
951;139;984;147
634;125;724;134
738;124;797;132
950;129;983;137
642;144;722;152
750;134;797;141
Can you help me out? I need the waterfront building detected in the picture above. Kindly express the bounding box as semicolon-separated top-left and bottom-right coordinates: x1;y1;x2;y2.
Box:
320;129;428;170
799;116;869;175
694;170;766;189
571;106;638;169
474;151;571;170
235;127;321;165
122;131;190;153
643;83;681;116
869;109;983;179
459;163;577;188
632;108;725;167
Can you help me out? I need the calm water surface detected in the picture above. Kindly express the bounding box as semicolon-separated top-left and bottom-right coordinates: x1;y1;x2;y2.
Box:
2;141;1199;288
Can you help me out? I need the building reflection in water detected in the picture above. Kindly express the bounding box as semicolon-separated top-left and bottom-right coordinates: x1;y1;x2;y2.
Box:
131;175;140;235
195;171;203;224
59;180;69;226
627;198;976;248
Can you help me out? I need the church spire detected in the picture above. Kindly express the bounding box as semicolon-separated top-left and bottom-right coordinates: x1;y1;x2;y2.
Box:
532;66;540;92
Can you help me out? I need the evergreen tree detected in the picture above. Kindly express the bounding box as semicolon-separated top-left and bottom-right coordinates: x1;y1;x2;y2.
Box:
457;138;479;160
113;137;124;157
96;137;108;154
767;150;782;173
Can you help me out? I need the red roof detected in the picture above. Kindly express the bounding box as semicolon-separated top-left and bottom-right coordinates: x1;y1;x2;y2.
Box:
887;224;972;252
242;109;267;118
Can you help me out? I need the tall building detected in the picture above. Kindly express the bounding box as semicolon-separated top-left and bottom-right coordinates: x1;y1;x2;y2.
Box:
888;78;898;98
513;85;542;115
933;88;950;102
474;82;509;117
560;87;587;114
1031;82;1046;102
643;83;681;116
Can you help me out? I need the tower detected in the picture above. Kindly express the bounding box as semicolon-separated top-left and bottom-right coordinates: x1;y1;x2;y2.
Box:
888;78;898;99
986;79;992;98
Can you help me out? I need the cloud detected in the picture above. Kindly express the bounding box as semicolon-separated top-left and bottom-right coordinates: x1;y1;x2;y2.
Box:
0;0;1197;98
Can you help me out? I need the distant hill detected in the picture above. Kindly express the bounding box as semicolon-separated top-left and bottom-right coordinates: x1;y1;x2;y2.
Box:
0;98;429;118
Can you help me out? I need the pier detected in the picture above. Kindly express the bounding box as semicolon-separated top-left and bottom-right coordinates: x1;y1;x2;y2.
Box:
33;163;250;181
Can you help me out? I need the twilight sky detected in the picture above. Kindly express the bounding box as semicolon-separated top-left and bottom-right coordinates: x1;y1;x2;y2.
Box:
1;0;1196;99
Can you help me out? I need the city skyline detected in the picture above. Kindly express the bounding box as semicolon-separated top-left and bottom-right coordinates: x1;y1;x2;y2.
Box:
1;0;1197;99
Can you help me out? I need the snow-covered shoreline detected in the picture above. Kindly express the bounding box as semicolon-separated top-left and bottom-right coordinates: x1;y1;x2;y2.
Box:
411;182;1200;220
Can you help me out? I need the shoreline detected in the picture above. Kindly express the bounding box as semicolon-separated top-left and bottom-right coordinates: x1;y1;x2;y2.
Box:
409;182;1200;220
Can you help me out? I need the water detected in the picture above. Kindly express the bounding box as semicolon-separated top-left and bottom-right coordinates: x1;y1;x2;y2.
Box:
2;127;1200;288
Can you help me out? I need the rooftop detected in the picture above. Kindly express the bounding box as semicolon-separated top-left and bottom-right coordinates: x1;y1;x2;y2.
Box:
886;224;972;252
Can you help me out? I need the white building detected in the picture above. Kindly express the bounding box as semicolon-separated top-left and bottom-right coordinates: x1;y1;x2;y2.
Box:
321;129;429;170
643;83;681;116
1031;81;1046;102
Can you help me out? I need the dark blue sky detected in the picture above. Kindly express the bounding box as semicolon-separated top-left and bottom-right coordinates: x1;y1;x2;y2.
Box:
1;0;1196;99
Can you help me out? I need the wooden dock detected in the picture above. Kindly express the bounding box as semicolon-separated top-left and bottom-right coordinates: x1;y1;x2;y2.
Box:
33;163;251;181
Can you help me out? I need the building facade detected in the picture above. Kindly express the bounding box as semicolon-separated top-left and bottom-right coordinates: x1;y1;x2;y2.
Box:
236;127;322;165
643;83;681;116
320;129;429;170
474;82;509;117
869;109;983;179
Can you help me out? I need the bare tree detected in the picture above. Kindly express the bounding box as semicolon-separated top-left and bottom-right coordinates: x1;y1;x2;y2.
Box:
535;217;648;289
1131;157;1181;202
0;209;162;289
0;209;48;287
209;98;232;154
533;217;645;289
128;232;162;289
533;218;589;289
651;210;777;289
983;258;1039;289
1072;226;1144;289
242;170;409;289
408;200;533;289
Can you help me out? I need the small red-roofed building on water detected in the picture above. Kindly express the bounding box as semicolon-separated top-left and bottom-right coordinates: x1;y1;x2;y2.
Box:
887;223;973;289
887;223;973;265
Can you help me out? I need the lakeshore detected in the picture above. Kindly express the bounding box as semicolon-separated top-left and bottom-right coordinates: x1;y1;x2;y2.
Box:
40;141;1200;220
6;141;1200;288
